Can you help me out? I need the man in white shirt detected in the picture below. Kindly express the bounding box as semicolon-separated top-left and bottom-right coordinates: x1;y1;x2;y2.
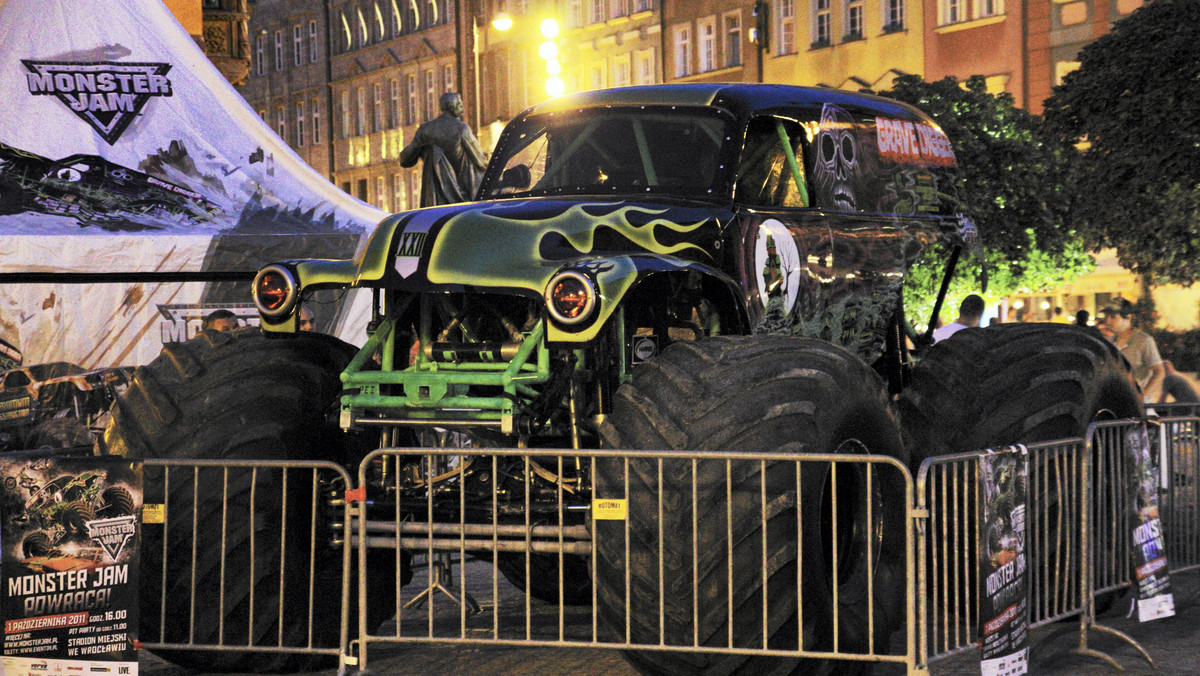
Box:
932;294;985;343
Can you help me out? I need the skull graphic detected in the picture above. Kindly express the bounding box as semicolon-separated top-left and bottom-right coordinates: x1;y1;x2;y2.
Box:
813;104;861;211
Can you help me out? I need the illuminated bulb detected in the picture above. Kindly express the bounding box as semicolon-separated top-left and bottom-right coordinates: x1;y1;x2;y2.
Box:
540;18;559;38
492;13;513;31
538;40;558;61
546;59;561;75
546;76;565;97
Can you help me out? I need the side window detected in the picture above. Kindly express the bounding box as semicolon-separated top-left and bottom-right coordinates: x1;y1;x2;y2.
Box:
736;116;810;208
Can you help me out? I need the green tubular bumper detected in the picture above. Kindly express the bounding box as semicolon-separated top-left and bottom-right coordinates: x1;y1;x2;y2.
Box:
339;316;550;435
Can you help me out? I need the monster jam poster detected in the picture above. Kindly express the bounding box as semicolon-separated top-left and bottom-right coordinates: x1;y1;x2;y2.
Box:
1127;425;1174;622
1;451;140;675
978;449;1029;676
0;0;384;369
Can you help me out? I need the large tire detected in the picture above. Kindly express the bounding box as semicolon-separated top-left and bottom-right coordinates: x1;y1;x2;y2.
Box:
98;486;135;518
898;323;1143;464
897;323;1143;616
103;328;396;673
496;543;592;606
595;336;908;675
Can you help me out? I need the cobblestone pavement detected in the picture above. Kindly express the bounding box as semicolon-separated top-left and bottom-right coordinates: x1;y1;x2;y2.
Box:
140;559;1200;676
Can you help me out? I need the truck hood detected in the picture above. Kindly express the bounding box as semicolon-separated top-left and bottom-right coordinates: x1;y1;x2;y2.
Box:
355;198;727;297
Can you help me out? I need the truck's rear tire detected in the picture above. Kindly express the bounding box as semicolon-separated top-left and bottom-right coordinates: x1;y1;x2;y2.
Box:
104;328;396;673
596;336;908;676
899;323;1143;464
898;323;1143;616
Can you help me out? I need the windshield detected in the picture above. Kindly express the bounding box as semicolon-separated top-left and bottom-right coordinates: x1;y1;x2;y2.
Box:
481;106;734;200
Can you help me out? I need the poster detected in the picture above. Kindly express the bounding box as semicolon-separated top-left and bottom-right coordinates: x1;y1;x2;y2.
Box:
1;451;140;675
978;448;1029;676
1127;425;1175;622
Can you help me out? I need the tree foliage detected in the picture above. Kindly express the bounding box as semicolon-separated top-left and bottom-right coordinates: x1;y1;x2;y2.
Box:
1042;0;1200;285
872;75;1093;326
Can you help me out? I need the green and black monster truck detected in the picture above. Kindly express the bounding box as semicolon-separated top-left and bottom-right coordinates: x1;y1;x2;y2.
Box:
104;84;1141;674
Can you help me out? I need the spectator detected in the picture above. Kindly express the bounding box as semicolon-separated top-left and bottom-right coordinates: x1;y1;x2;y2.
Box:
1075;309;1090;327
933;294;985;343
1100;299;1165;403
201;309;237;333
298;306;315;332
1051;306;1072;323
1160;360;1199;404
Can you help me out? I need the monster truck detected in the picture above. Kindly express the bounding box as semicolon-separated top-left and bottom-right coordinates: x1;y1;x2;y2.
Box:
14;470;136;558
104;84;1141;674
0;140;220;229
0;362;135;452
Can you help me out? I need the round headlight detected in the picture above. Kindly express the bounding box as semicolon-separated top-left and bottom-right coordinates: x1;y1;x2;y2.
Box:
545;270;597;325
253;265;298;318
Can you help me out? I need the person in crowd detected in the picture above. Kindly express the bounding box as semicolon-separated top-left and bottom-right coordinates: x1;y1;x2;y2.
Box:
1075;309;1090;327
201;309;237;333
1159;360;1199;404
1051;306;1072;323
1100;298;1164;403
298;306;315;332
932;294;985;343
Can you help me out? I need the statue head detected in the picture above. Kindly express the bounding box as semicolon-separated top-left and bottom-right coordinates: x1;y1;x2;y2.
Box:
440;92;464;119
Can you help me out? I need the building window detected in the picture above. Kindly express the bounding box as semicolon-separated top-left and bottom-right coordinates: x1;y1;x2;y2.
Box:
275;105;286;140
273;30;283;70
254;33;265;76
698;17;716;72
590;61;605;90
634;0;650;11
372;83;383;133
357;6;369;46
975;0;1003;18
405;74;418;125
339;10;352;53
813;0;832;46
723;11;742;68
845;0;864;39
568;0;584;28
423;69;436;122
882;0;905;31
390;78;400;128
635;49;655;85
443;64;455;92
590;0;604;25
612;53;631;88
376;176;388;211
308;20;320;62
311;98;322;144
295;100;306;146
340;90;351;138
776;0;795;55
398;174;412;211
293;24;303;66
356;86;367;136
673;24;691;78
940;0;965;25
609;0;630;19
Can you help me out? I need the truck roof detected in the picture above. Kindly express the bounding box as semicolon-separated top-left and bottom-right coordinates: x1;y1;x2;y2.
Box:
525;83;932;124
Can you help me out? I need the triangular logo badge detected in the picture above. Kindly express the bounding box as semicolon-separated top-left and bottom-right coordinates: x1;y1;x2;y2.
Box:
86;515;138;561
22;60;174;145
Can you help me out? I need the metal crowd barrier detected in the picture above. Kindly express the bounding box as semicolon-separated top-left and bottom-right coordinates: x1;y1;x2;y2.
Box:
125;415;1200;675
137;458;353;668
348;447;918;673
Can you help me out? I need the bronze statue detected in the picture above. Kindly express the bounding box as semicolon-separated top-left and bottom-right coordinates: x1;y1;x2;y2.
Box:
399;92;489;207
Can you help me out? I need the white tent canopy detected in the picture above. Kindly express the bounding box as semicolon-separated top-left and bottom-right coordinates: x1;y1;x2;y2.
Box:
0;0;385;366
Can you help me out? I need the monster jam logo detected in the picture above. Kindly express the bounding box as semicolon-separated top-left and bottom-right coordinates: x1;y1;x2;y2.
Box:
22;60;173;145
86;516;136;560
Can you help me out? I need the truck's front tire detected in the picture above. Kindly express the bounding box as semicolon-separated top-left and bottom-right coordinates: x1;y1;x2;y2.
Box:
104;328;395;673
596;336;908;676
